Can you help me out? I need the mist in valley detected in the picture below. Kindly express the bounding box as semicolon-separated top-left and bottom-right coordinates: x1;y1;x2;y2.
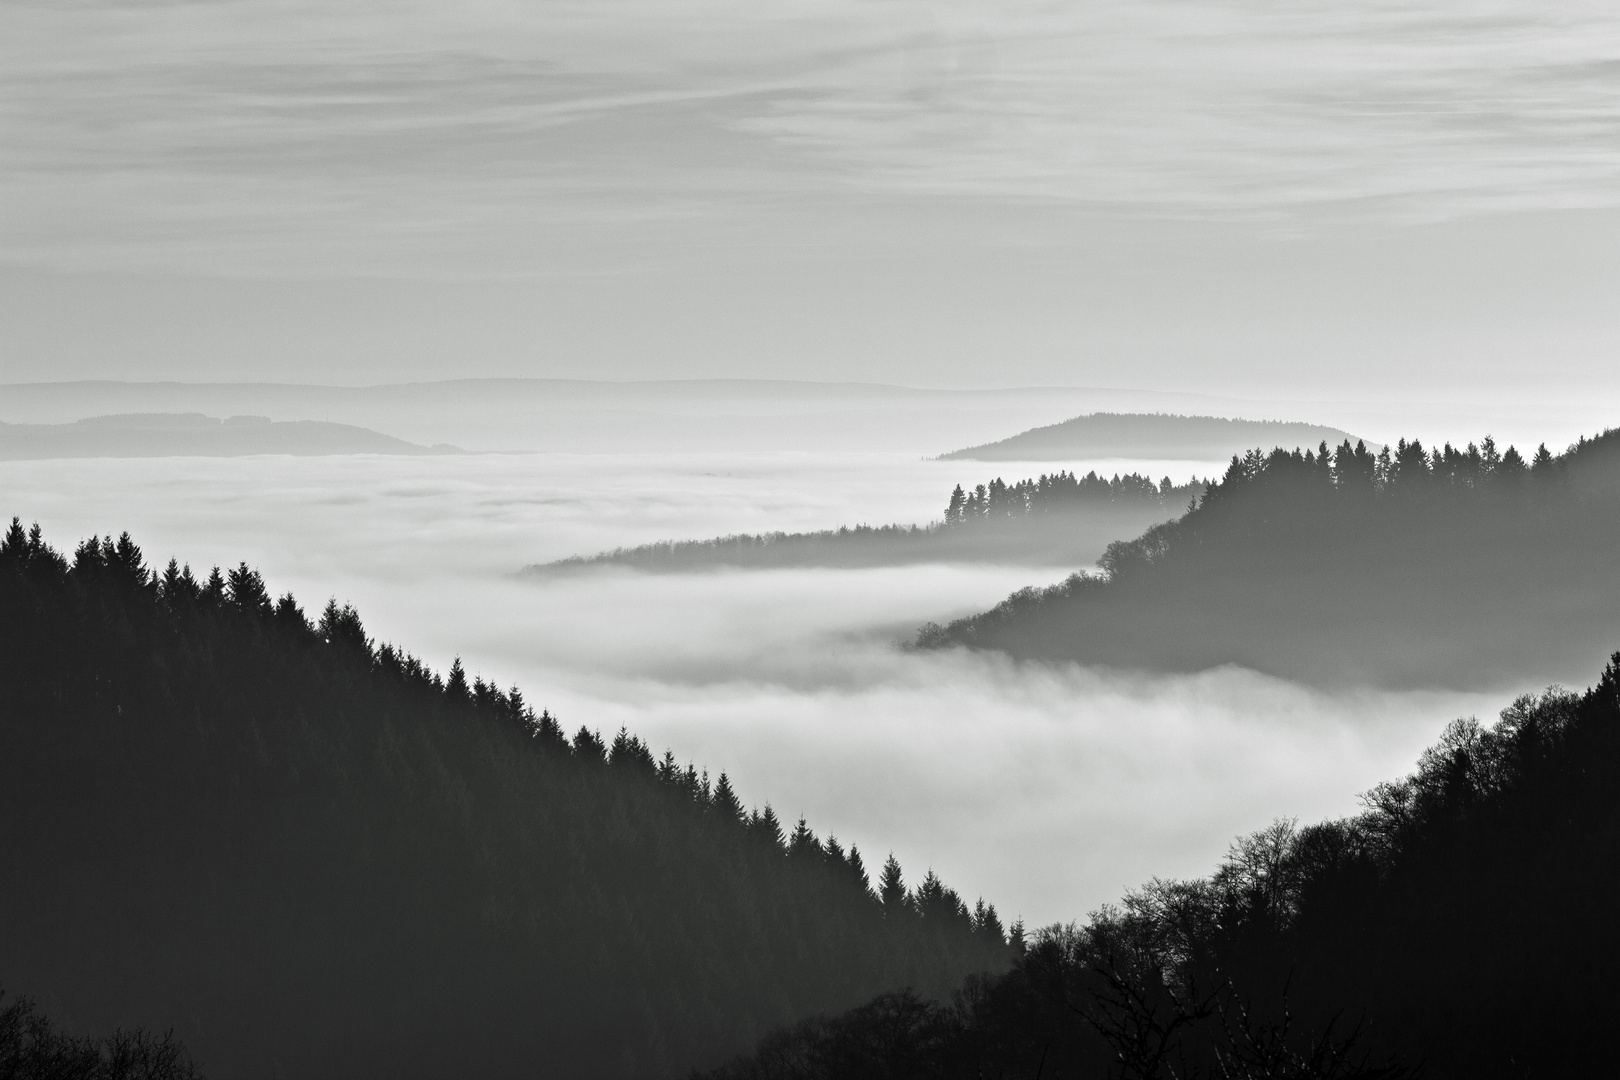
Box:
5;0;1619;1070
0;449;1505;928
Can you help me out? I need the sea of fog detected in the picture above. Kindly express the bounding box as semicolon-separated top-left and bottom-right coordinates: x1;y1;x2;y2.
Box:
2;451;1505;927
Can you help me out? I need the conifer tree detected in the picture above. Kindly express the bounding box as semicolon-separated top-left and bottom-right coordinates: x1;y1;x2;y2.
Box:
444;656;470;700
879;855;908;915
750;805;786;851
846;847;871;895
788;818;821;861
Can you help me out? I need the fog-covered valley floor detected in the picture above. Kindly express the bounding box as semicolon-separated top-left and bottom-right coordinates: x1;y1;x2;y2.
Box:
1;450;1503;926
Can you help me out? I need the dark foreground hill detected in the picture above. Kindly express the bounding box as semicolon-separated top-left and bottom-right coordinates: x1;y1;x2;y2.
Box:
0;413;455;459
526;471;1204;575
923;431;1620;690
940;413;1363;462
0;522;1009;1080
703;666;1620;1079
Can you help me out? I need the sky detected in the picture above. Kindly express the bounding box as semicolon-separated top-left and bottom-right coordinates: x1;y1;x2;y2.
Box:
3;0;1619;405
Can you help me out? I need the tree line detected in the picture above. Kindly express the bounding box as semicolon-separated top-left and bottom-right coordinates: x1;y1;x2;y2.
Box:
528;471;1204;576
944;470;1203;525
0;520;1010;1079
700;660;1620;1078
921;429;1620;689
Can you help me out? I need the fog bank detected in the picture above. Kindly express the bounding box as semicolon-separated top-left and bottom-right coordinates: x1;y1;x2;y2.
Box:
1;451;1506;923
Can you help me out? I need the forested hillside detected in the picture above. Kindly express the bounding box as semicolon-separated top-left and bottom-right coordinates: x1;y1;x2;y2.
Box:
923;431;1620;689
527;470;1203;575
0;521;1010;1080
703;664;1620;1079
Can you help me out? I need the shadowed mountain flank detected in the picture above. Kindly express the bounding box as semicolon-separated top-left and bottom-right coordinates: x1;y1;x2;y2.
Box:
0;413;455;459
0;522;1010;1079
922;431;1620;690
701;668;1620;1080
523;471;1206;575
940;413;1365;462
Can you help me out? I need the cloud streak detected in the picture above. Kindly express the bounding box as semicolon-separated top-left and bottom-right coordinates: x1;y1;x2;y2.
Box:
4;0;1618;275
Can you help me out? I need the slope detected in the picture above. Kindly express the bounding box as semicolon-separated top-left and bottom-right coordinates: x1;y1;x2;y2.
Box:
0;522;1009;1080
924;431;1620;689
525;470;1204;575
702;662;1620;1079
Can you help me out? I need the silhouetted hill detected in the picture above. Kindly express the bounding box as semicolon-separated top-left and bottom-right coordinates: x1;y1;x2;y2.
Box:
0;379;1280;454
0;413;455;459
940;413;1365;462
922;431;1620;689
524;471;1205;574
702;665;1620;1079
0;522;1009;1080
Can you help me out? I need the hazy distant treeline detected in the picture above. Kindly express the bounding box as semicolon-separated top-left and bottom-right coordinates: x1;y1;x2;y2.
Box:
527;470;1204;575
704;669;1620;1079
923;432;1620;688
0;522;1009;1079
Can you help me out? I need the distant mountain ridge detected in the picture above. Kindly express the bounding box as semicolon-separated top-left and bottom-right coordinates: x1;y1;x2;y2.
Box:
940;412;1368;461
0;412;455;459
0;380;1294;454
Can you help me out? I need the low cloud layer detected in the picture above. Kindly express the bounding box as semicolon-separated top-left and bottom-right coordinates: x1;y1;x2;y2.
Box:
1;451;1523;924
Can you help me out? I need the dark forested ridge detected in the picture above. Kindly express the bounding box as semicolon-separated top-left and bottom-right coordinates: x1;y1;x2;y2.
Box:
525;470;1204;575
0;412;457;459
0;522;1010;1080
701;667;1620;1079
923;430;1620;689
939;413;1364;462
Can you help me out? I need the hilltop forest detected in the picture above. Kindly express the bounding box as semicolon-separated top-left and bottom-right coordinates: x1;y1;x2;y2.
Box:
528;469;1204;575
0;521;1010;1080
923;431;1620;689
704;665;1620;1079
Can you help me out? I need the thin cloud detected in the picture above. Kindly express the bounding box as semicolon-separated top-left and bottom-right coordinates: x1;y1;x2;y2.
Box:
3;0;1618;275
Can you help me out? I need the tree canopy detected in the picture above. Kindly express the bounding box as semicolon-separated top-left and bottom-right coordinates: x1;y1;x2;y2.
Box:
922;431;1620;688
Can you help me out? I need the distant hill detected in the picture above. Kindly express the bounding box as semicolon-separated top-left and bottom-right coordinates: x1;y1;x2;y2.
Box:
939;412;1367;461
524;471;1207;575
0;522;1008;1079
0;413;455;459
0;379;1280;454
922;431;1620;689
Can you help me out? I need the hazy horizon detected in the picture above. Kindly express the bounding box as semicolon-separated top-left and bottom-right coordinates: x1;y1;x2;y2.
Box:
4;0;1618;411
